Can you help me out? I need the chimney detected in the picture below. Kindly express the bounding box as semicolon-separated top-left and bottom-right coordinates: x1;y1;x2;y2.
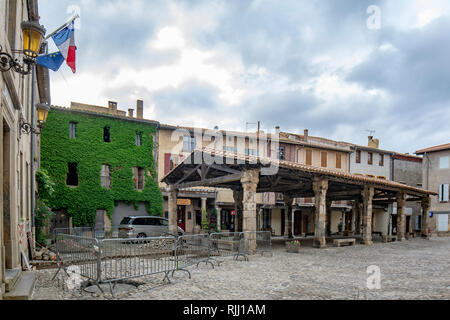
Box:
108;101;117;114
128;109;134;118
136;100;144;119
304;129;309;142
368;136;380;149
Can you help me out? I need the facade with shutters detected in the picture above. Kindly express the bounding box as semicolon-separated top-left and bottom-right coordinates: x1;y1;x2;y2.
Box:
416;143;450;235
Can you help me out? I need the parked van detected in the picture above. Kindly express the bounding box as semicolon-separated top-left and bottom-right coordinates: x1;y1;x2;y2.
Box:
118;216;184;238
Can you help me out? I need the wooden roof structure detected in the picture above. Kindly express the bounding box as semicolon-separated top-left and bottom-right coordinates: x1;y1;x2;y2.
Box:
162;148;436;201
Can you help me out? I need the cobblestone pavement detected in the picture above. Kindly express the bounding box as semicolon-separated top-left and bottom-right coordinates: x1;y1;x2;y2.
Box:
32;237;450;300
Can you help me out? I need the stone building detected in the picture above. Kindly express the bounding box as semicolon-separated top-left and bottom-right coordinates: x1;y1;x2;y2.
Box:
1;0;50;299
157;124;267;233
416;143;450;235
261;130;354;237
391;153;423;236
40;101;162;236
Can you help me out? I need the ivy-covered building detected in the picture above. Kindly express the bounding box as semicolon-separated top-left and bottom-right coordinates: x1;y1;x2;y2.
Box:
40;101;163;233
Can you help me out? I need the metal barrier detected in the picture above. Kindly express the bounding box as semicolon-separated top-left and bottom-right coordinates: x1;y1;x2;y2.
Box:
99;237;177;292
51;230;271;297
173;234;214;278
52;234;101;285
240;231;272;257
209;232;249;263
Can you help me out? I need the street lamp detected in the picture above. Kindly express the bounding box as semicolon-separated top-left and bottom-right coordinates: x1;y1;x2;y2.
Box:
20;103;50;135
0;20;46;75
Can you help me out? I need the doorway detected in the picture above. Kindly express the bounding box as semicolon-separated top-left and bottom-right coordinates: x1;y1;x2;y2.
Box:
294;211;302;235
177;206;186;232
3;120;12;269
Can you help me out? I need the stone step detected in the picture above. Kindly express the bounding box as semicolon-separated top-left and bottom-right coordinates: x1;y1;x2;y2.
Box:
4;272;36;300
5;268;22;292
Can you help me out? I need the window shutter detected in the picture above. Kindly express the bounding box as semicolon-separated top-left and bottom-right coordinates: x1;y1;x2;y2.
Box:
444;184;450;202
164;154;171;175
133;167;138;189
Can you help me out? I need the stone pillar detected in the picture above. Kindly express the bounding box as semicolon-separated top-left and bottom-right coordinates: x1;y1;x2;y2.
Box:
233;190;243;232
396;192;407;241
326;199;332;236
421;197;431;238
168;186;178;235
361;186;374;245
313;178;328;248
350;206;356;233
201;197;208;231
216;207;221;232
241;170;260;254
354;199;362;235
284;195;293;239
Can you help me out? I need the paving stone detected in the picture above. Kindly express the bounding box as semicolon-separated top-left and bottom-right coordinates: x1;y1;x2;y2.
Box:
31;238;450;300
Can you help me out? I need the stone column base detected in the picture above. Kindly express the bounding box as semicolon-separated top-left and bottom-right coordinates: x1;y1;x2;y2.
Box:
361;240;373;245
397;237;406;242
313;238;327;248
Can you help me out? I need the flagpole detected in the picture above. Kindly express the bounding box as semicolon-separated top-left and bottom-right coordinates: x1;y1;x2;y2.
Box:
44;14;80;40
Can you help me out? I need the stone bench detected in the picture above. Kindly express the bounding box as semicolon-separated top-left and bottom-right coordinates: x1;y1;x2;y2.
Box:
333;238;356;247
382;235;397;243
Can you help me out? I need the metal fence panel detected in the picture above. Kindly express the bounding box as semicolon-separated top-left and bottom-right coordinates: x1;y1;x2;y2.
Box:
99;237;177;283
53;234;100;283
209;232;248;262
174;234;214;277
240;231;272;256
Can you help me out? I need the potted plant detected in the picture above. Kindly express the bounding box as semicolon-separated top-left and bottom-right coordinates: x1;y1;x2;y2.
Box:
286;240;301;253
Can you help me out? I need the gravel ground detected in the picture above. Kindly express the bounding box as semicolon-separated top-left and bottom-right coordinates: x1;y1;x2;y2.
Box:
32;237;450;300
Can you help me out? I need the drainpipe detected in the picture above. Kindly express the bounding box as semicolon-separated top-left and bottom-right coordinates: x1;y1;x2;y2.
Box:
30;65;36;243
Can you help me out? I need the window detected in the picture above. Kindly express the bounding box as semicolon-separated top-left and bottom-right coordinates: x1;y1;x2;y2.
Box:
101;165;111;189
6;0;16;49
278;147;285;160
379;154;384;167
133;167;145;190
439;184;449;202
164;154;185;175
245;149;258;156
67;163;79;186
69;122;77;139
306;149;312;166
104;126;111;142
336;154;342;169
321;152;327;167
183;136;195;152
368;152;373;165
356;150;361;164
440;156;449;169
135;132;142;146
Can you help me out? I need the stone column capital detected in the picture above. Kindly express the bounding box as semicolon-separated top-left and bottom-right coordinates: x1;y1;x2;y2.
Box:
313;177;328;194
396;192;407;207
240;169;260;187
421;196;431;209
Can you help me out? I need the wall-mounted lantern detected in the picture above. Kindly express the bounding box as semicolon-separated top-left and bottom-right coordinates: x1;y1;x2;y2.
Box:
0;20;46;75
20;103;50;135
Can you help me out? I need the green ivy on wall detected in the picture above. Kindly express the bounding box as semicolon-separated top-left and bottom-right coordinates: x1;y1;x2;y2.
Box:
40;108;163;226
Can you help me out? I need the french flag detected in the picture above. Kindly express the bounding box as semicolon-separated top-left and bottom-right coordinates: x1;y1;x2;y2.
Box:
52;21;76;73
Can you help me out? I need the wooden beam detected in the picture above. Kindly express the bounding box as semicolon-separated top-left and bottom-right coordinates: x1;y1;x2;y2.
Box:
176;172;243;189
175;164;202;186
209;164;242;175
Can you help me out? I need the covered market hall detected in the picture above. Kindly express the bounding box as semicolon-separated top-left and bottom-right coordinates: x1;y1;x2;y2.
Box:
162;148;437;252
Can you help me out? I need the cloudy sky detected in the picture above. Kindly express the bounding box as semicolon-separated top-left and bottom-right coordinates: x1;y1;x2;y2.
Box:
39;0;450;154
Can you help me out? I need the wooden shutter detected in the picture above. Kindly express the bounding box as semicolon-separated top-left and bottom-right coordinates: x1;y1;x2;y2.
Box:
133;167;138;189
164;154;171;175
356;150;361;163
306;149;312;165
336;154;342;169
321;152;327;167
